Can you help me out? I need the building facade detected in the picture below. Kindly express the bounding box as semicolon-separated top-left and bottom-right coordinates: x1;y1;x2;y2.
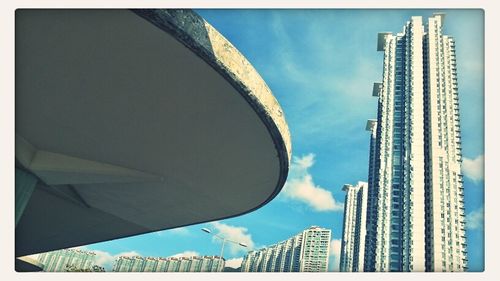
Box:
37;248;96;272
112;255;224;272
363;119;379;271
339;182;368;272
360;14;467;272
240;226;331;272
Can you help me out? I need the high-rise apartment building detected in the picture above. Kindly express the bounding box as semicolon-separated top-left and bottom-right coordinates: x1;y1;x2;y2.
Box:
112;256;143;272
112;255;224;272
339;182;368;272
240;226;331;272
37;248;96;272
359;14;467;272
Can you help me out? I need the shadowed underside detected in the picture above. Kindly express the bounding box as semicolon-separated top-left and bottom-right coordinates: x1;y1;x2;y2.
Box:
15;9;290;256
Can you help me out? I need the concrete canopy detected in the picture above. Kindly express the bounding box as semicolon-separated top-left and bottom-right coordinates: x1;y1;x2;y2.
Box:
15;9;291;257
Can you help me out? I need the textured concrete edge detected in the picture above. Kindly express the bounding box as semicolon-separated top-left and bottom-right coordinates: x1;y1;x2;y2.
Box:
131;9;291;206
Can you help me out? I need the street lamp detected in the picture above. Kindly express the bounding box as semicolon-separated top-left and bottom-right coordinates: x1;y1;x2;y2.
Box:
201;228;247;259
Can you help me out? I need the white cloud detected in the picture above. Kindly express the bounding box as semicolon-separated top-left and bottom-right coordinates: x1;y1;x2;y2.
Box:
170;251;200;258
295;153;315;169
225;257;243;269
169;227;190;235
209;221;255;255
156;227;190;237
328;239;342;272
100;250;140;271
116;251;141;258
281;154;344;212
462;155;484;182
91;250;116;271
466;207;484;230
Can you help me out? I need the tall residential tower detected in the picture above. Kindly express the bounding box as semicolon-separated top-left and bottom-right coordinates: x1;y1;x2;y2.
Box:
364;13;467;272
339;14;467;272
241;226;331;272
339;182;368;272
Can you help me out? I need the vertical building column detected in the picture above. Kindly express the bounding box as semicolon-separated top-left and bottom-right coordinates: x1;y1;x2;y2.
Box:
340;184;357;272
355;182;368;271
375;33;396;272
405;16;426;272
363;120;378;271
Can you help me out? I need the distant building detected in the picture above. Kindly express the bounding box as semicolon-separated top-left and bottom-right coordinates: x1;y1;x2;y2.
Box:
37;248;96;272
112;255;224;272
112;256;144;272
241;226;331;272
339;182;368;272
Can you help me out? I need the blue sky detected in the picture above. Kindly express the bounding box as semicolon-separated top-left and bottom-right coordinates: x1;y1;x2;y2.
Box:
75;9;484;272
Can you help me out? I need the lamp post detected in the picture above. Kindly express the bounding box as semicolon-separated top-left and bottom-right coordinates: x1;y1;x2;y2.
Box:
201;228;248;259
